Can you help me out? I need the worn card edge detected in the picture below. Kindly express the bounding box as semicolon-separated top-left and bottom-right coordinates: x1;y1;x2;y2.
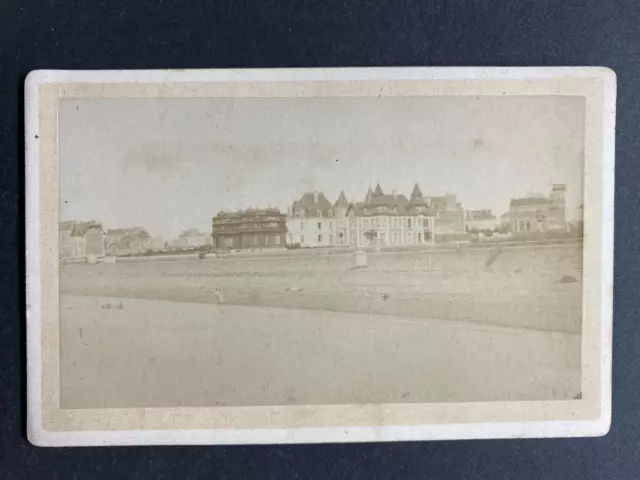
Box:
25;67;615;447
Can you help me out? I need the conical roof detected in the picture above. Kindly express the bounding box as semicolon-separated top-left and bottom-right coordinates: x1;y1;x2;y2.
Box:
373;183;383;196
335;190;348;206
365;187;374;203
411;183;423;198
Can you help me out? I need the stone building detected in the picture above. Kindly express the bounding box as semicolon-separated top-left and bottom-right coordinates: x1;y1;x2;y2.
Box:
286;192;338;247
212;208;287;250
507;184;567;234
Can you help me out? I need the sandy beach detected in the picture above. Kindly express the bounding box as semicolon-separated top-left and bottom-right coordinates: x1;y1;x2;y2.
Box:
59;243;583;409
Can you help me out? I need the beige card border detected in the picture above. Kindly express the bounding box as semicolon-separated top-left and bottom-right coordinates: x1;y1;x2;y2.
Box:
25;67;615;446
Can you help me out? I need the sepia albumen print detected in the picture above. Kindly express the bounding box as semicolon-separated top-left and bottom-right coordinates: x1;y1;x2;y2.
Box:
58;94;586;410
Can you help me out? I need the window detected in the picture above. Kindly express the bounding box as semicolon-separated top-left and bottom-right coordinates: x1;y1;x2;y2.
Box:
408;234;413;243
351;234;356;244
351;220;356;228
407;219;412;228
275;236;281;245
329;234;333;243
318;222;322;229
318;234;322;242
329;209;333;217
253;235;258;245
339;232;344;238
317;211;322;217
265;236;269;245
329;221;333;230
225;238;233;247
363;219;370;229
373;218;378;228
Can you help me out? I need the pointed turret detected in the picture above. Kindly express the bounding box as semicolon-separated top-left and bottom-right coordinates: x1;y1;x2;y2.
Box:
335;190;348;206
365;187;374;203
411;183;423;198
374;183;383;197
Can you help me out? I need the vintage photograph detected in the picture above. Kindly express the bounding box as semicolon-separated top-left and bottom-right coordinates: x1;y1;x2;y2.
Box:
57;93;586;410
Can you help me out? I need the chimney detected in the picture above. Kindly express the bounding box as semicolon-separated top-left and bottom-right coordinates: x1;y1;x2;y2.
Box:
392;189;397;199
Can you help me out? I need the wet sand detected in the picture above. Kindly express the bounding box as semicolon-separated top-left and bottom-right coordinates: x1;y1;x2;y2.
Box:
61;295;581;409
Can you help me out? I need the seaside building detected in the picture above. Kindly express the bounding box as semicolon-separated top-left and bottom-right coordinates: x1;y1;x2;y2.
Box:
506;184;567;234
346;183;437;247
212;208;287;250
286;192;337;247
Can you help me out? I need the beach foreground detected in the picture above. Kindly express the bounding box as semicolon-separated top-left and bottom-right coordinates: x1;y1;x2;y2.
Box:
60;243;583;409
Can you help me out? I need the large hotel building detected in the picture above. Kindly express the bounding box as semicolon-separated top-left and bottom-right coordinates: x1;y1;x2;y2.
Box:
212;209;287;250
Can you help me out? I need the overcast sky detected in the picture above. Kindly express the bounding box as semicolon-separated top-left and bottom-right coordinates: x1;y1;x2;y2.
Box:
59;95;585;239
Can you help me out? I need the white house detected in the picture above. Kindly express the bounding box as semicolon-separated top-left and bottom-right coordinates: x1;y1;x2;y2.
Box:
286;191;338;247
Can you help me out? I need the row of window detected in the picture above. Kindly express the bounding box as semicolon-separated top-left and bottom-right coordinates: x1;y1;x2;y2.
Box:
296;217;432;231
215;216;282;223
297;234;334;244
223;235;282;246
216;222;282;230
293;210;335;218
299;221;334;230
359;217;430;229
293;230;432;245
